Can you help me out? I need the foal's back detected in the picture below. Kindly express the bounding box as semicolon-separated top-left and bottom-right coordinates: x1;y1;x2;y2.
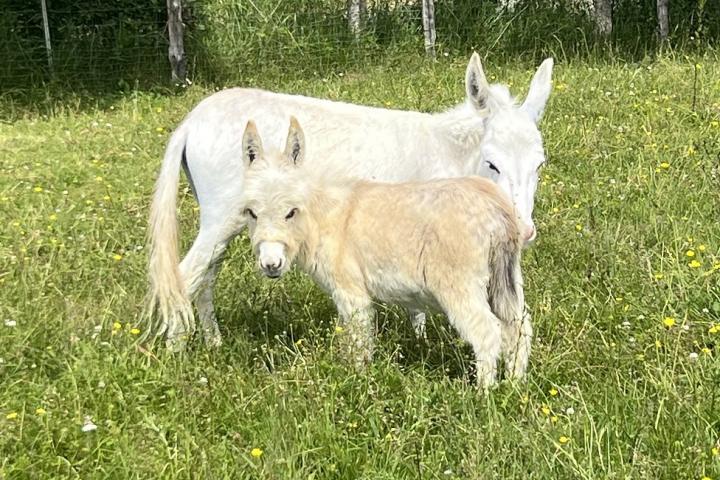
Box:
337;176;520;291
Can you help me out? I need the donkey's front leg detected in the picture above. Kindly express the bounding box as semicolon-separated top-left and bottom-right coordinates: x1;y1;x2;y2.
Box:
333;290;375;369
408;309;427;339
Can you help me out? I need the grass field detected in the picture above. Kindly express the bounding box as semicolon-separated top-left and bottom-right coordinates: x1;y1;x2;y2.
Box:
1;52;720;479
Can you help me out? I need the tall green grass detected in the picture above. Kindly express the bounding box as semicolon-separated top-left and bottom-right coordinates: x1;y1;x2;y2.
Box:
1;51;719;477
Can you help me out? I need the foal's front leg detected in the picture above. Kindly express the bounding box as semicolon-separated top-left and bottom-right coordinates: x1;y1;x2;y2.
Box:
333;290;375;369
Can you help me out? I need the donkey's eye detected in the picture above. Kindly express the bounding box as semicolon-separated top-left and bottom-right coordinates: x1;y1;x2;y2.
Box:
244;208;257;220
285;208;298;220
486;161;500;174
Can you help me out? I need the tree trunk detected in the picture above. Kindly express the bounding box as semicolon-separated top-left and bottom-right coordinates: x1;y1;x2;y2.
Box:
593;0;613;37
657;0;669;40
166;0;187;83
347;0;367;38
422;0;436;58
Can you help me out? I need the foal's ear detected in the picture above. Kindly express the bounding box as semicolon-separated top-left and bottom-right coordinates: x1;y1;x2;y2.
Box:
522;57;554;124
242;120;264;168
465;52;491;112
283;116;305;167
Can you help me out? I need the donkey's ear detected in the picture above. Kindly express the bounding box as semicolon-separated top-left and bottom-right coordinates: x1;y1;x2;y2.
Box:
465;52;491;111
242;120;264;168
283;116;305;167
522;58;554;124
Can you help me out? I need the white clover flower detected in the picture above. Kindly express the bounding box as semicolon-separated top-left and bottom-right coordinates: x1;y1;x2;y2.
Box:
82;416;98;432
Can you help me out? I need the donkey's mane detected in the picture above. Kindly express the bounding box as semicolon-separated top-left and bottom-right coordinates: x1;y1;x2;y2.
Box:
434;83;519;148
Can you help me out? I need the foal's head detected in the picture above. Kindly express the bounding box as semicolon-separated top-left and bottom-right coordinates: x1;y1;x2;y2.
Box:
241;117;309;279
464;53;554;244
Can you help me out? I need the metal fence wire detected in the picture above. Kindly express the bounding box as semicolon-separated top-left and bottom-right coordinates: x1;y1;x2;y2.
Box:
1;0;717;92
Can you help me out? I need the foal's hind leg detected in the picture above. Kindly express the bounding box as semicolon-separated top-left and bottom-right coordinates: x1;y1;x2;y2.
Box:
442;293;502;390
501;306;533;379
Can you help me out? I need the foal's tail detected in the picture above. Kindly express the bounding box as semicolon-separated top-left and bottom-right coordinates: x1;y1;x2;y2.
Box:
142;125;194;346
488;221;525;327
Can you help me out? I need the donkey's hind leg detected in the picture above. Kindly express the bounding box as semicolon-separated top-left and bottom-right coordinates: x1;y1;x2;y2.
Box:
167;226;235;349
195;258;225;348
442;292;502;390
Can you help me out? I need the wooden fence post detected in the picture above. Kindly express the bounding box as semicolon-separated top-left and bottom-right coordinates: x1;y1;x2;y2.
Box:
656;0;669;41
166;0;187;83
422;0;436;58
40;0;54;76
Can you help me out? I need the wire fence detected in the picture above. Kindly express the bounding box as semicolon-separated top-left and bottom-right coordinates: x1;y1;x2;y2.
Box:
1;0;717;93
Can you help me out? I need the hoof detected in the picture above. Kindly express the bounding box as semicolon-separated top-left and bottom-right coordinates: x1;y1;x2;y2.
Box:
165;333;190;352
204;334;223;349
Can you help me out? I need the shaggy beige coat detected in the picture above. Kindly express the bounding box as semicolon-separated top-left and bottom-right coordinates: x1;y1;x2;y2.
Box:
242;118;532;388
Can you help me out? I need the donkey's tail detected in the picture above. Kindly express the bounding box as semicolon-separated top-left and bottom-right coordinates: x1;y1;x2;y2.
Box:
142;125;194;346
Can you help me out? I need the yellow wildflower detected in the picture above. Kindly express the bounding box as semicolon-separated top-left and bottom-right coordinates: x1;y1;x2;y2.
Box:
698;245;706;252
659;162;670;169
541;405;551;416
113;254;122;261
575;224;583;232
709;325;719;334
334;326;344;334
712;447;719;456
549;388;558;396
113;322;122;330
654;273;664;280
689;260;701;268
655;340;662;348
33;186;43;192
559;436;570;444
251;448;263;458
686;250;696;257
6;412;18;420
701;347;711;355
130;328;141;335
35;407;46;415
156;127;164;133
663;317;676;328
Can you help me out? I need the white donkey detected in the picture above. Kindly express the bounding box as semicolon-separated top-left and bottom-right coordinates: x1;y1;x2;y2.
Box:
241;118;531;388
146;53;552;349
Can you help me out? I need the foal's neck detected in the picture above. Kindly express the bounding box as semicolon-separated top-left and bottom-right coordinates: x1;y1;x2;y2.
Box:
297;180;355;272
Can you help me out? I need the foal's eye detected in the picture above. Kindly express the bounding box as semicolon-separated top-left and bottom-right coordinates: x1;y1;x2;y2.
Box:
244;208;257;220
486;161;500;174
285;208;298;220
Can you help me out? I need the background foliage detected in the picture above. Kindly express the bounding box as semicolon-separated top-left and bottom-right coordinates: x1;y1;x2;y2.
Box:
1;0;718;91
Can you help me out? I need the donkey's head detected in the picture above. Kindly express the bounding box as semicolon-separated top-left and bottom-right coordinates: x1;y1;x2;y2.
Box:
241;117;308;279
464;53;553;244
